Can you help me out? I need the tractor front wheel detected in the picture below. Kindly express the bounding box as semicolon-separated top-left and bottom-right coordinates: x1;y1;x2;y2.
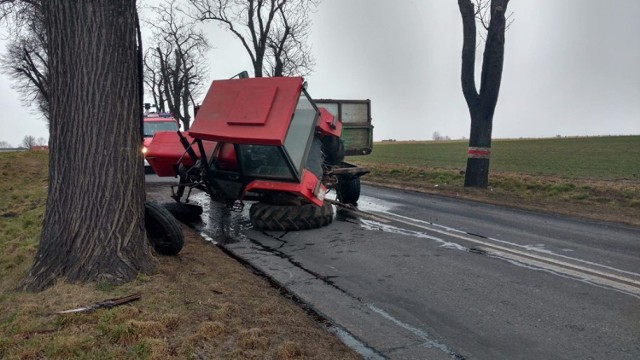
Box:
145;202;184;255
250;202;334;231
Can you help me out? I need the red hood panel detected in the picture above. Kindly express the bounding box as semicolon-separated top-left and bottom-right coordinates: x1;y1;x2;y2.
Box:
188;77;303;146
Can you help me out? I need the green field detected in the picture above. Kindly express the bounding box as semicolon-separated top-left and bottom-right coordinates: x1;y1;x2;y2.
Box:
359;136;640;180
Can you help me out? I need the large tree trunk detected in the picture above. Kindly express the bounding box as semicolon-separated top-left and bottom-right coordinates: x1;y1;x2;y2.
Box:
458;0;509;188
23;0;154;291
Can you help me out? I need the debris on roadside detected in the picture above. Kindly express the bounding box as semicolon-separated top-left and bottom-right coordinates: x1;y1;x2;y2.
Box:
55;293;141;314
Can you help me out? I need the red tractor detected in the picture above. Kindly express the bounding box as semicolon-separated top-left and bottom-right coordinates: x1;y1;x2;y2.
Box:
145;76;372;251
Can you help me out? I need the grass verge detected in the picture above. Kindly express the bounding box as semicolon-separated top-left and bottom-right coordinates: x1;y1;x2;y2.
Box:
0;152;358;359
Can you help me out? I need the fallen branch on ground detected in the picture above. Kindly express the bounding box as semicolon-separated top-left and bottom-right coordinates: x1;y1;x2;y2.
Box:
56;293;141;314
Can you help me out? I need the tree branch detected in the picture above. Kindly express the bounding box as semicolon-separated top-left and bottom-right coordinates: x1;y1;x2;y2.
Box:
478;0;509;117
458;0;479;109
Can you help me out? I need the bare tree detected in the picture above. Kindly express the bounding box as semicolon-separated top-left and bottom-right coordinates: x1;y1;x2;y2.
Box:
0;140;12;148
0;0;49;118
143;47;166;112
458;0;510;188
21;134;36;149
144;0;209;130
22;0;154;291
189;0;317;77
265;0;315;76
35;136;46;146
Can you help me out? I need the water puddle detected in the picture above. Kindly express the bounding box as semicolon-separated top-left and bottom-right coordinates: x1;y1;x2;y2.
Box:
355;194;397;213
182;192;252;245
360;218;468;252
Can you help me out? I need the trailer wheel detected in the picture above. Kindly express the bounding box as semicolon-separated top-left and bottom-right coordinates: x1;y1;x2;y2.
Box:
250;202;334;231
145;202;184;255
337;177;361;205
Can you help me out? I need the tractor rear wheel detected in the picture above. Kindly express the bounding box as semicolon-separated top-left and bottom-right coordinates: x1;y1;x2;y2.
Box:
145;202;184;255
337;177;361;205
250;201;334;231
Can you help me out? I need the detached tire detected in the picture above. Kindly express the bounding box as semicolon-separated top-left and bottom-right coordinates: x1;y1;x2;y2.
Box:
250;202;334;231
145;202;184;255
337;177;361;205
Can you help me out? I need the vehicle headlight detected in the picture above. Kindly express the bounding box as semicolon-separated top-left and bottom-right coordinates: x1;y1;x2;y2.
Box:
142;146;148;154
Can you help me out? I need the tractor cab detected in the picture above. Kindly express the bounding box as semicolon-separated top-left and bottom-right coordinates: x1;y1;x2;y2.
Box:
146;76;332;207
190;77;317;182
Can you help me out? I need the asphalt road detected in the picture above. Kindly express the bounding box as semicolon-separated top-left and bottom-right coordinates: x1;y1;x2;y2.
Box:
147;178;640;359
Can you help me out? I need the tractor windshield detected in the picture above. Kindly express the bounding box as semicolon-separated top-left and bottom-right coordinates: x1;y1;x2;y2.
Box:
283;92;317;175
237;145;292;179
237;90;318;181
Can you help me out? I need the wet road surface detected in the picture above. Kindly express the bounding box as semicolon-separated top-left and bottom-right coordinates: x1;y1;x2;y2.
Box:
147;178;640;359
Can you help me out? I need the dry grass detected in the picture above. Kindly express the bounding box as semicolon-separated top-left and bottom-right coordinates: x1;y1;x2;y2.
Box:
0;231;360;359
0;152;359;360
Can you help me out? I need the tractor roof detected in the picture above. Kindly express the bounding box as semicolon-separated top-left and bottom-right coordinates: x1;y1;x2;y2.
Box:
188;77;303;146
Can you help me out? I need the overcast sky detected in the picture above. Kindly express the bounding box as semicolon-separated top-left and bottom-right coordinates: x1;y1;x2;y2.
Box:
1;0;639;145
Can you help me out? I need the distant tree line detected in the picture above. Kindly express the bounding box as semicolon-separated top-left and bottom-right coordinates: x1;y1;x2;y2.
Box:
432;131;451;141
0;136;47;149
20;135;46;149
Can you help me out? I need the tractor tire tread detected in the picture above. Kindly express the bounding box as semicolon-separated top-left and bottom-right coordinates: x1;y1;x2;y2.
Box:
250;202;334;231
145;202;184;255
337;177;361;205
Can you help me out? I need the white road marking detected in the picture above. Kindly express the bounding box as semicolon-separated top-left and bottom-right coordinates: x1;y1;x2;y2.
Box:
366;303;457;356
358;210;640;298
386;211;640;279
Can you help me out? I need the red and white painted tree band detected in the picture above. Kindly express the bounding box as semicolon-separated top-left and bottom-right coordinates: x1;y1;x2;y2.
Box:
467;147;491;159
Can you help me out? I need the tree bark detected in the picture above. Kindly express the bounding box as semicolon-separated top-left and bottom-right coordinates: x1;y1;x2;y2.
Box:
23;0;154;291
458;0;509;188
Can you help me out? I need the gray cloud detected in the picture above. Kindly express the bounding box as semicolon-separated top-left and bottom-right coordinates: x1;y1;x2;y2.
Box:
0;0;638;144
